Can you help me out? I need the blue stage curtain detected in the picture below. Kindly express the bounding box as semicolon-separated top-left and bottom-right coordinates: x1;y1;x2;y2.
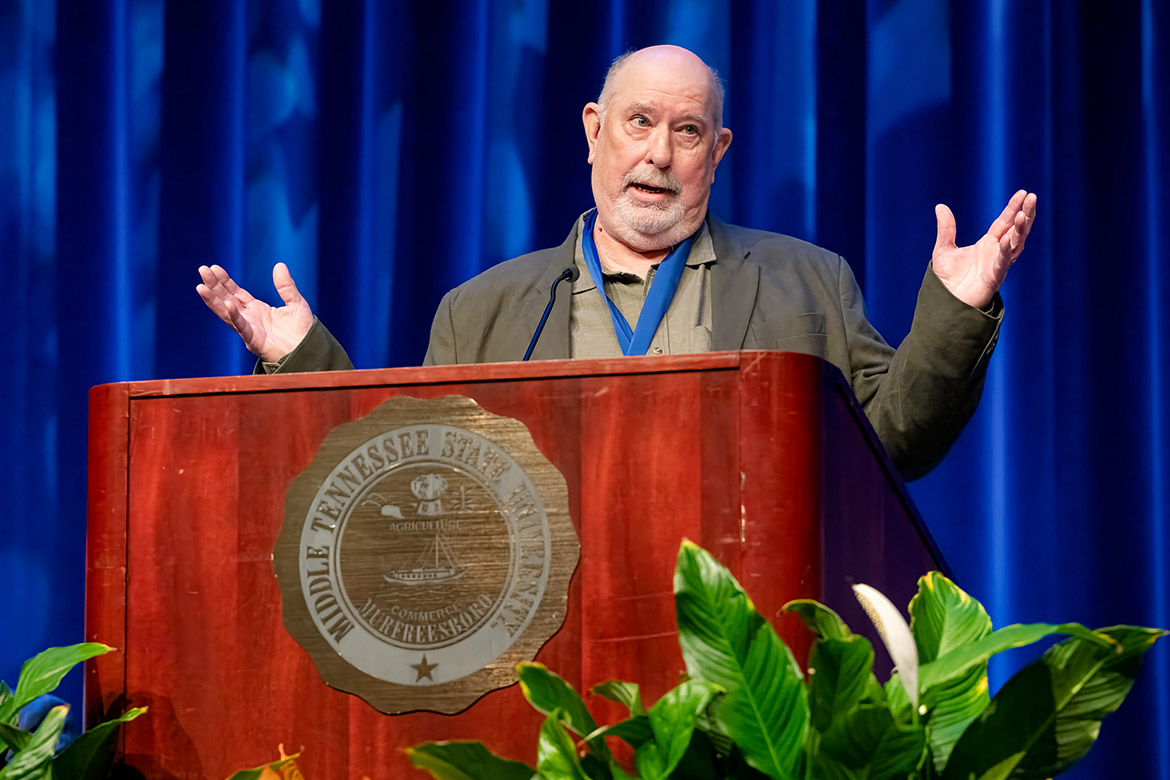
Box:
2;1;1166;774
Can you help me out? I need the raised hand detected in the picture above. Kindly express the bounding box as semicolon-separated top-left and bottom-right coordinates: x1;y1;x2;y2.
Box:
931;190;1038;309
195;262;314;362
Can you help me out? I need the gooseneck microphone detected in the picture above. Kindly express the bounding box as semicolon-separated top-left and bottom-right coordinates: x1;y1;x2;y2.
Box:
523;266;580;361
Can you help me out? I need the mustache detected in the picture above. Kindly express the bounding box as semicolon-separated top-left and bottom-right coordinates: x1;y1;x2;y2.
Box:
623;168;681;193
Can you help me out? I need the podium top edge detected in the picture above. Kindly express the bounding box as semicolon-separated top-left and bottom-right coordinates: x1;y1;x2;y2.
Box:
90;351;840;399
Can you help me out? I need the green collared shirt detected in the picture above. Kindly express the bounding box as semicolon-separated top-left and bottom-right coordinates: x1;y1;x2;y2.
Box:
569;214;717;359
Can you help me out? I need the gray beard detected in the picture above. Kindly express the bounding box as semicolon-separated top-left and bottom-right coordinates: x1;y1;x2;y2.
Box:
609;193;691;250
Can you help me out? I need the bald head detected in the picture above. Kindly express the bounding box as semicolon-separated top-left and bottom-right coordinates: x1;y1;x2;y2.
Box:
598;46;726;130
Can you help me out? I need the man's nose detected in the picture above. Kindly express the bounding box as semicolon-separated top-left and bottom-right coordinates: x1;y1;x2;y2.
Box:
644;127;673;168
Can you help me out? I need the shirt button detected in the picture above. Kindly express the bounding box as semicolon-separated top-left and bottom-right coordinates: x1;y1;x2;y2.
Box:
652;346;664;355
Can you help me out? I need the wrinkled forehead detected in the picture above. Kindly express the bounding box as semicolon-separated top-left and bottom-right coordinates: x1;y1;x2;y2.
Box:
608;55;720;116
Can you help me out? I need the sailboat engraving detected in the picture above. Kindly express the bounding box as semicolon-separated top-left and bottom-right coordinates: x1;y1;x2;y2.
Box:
383;473;466;585
384;532;466;585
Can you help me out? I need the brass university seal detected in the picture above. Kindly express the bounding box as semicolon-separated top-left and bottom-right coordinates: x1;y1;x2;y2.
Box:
274;395;578;714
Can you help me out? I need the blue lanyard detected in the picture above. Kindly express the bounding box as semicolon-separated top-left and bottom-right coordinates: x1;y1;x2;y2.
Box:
581;210;695;356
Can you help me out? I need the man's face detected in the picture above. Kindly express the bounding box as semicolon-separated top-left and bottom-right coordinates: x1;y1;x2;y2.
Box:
583;48;733;252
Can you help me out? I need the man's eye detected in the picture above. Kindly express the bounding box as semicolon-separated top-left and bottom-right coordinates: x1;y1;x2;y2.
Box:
682;125;699;135
632;116;650;127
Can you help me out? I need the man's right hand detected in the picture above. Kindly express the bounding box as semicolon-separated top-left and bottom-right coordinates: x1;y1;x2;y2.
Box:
196;262;314;363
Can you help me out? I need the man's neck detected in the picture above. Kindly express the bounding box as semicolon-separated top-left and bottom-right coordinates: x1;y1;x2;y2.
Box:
591;221;672;277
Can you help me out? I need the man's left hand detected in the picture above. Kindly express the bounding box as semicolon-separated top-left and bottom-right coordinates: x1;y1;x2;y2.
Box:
932;189;1038;309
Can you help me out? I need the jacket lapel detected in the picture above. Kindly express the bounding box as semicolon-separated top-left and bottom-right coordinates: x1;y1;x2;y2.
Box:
522;215;758;358
709;216;760;351
524;225;578;361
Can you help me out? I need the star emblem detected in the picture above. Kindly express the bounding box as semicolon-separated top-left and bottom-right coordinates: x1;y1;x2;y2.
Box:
411;654;438;682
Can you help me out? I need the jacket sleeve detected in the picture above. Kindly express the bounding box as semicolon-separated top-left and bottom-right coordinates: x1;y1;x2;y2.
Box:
252;317;354;374
845;263;1002;480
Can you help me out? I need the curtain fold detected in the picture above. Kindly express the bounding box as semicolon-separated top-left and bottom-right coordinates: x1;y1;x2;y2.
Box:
2;1;1165;774
0;0;60;690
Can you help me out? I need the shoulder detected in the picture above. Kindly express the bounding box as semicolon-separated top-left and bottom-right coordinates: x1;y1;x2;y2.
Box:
710;218;842;268
709;217;846;297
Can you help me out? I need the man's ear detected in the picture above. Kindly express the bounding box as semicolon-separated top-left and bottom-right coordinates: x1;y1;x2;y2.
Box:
582;103;602;164
712;127;733;168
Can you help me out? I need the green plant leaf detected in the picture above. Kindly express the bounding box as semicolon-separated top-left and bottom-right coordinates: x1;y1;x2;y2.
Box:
921;666;988;774
584;716;653;750
633;742;667;779
1011;626;1160;777
517;663;598;740
591;681;645;717
6;644;113;720
51;706;146;780
647;681;719;766
404;741;535;780
883;674;913;723
909;572;992;663
783;600;852;640
910;578;1114;776
633;681;719;780
0;682;13;724
536;709;591;780
813;703;926;780
674;540;808;779
908;572;992;771
0;722;31;752
941;625;1167;780
807;636;878;734
918;622;1109;694
0;704;67;780
518;662;612;768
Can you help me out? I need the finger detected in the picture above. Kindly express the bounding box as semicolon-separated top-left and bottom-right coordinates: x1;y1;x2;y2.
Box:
272;262;304;307
224;298;256;345
210;264;256;304
987;189;1027;239
1021;192;1037;235
1009;213;1025;255
1014;198;1035;250
1024;191;1038;217
1007;212;1030;258
196;282;237;325
198;265;221;289
999;231;1017;264
1007;194;1037;257
933;204;958;255
207;264;232;287
196;282;220;308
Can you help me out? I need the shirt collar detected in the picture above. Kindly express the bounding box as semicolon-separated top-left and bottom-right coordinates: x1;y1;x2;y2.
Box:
570;212;717;294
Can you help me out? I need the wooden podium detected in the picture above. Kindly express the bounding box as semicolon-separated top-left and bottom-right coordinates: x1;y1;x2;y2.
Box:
86;352;944;779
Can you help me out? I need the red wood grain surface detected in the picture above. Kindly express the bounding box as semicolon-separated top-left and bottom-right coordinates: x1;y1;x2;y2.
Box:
85;352;942;779
85;383;131;732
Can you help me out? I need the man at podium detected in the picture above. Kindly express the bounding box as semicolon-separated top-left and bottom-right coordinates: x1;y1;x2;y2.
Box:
195;45;1036;480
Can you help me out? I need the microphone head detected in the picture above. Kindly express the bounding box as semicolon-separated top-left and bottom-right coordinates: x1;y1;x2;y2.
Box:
565;265;581;283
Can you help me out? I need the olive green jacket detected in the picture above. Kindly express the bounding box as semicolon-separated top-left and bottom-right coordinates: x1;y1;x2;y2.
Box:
278;217;1002;479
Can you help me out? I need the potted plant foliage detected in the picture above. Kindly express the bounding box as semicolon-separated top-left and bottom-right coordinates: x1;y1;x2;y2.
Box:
0;643;145;780
406;541;1165;780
